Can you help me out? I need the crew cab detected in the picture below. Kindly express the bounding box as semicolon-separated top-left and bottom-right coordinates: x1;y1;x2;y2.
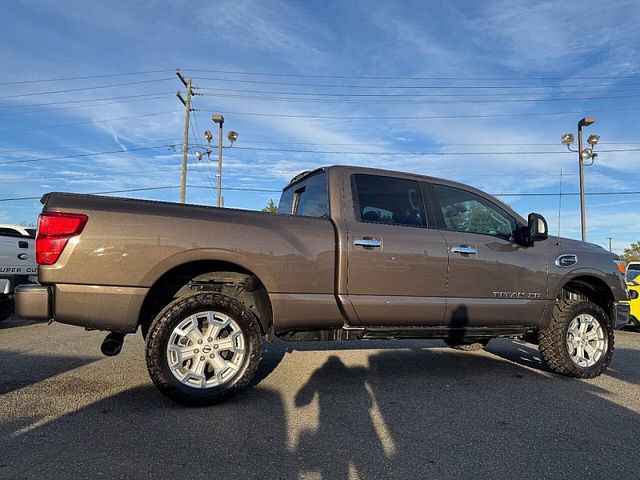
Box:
15;166;630;405
0;224;36;321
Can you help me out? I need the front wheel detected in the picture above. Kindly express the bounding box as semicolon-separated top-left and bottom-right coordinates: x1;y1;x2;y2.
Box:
145;292;262;406
538;299;613;378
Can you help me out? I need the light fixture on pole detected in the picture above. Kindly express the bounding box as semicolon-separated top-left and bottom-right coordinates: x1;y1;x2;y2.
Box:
227;131;239;143
194;148;211;161
208;115;239;207
561;117;599;242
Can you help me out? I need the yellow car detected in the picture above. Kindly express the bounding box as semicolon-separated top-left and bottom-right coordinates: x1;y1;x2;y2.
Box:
626;271;640;327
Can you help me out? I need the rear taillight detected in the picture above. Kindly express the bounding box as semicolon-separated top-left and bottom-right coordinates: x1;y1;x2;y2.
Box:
36;212;88;265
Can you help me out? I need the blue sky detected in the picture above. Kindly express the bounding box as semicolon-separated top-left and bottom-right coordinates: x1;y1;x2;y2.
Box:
0;0;638;253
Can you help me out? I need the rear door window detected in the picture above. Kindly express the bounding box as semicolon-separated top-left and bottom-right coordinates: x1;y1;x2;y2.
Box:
352;174;427;227
278;171;328;217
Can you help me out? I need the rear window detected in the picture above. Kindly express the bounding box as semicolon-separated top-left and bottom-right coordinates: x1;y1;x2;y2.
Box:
278;171;328;217
0;227;30;238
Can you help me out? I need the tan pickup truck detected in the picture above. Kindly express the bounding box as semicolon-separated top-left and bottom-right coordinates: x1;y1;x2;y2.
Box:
16;166;630;405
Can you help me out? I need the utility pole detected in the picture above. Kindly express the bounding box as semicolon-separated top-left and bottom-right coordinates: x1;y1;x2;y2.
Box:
176;69;192;204
607;237;613;251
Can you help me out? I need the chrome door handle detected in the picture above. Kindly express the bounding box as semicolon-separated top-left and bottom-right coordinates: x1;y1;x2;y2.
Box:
451;246;477;255
354;238;382;249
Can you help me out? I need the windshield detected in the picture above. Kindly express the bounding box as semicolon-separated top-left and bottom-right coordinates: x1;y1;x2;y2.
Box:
628;270;640;283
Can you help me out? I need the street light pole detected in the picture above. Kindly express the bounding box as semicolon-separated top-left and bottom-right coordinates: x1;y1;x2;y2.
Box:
577;117;595;242
212;114;225;207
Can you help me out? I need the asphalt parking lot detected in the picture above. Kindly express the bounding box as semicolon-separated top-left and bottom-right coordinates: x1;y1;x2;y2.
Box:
1;316;639;480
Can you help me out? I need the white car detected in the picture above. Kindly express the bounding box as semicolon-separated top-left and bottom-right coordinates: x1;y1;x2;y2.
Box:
628;262;640;278
0;224;37;321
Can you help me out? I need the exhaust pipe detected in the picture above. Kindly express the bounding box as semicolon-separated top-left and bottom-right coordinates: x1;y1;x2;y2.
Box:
101;332;125;356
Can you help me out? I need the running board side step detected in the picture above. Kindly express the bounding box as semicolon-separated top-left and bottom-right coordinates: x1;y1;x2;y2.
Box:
277;325;530;342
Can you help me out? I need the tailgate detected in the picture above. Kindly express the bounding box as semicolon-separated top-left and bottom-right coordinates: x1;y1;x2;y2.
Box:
0;236;37;276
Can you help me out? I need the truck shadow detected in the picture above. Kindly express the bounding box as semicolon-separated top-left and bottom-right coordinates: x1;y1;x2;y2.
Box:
1;344;639;479
487;338;640;386
0;316;44;330
0;350;99;395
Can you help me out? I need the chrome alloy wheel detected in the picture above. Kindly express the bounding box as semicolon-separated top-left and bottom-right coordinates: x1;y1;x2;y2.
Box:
566;313;607;368
166;311;246;388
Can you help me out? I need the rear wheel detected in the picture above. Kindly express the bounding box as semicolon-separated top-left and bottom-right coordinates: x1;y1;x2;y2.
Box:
444;338;490;351
538;299;613;378
145;292;262;406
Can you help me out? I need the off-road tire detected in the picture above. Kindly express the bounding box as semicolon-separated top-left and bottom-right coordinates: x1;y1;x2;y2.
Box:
0;299;14;322
145;292;262;406
538;299;613;378
445;338;490;351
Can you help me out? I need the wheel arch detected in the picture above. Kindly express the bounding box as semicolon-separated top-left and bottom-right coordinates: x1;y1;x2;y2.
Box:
138;260;273;337
557;275;615;316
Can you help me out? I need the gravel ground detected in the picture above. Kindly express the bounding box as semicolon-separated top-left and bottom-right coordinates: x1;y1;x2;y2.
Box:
1;315;639;479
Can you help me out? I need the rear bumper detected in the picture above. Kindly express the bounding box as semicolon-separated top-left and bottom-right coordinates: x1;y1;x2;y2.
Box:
15;284;51;321
612;302;630;330
0;279;10;295
15;282;147;332
0;274;33;296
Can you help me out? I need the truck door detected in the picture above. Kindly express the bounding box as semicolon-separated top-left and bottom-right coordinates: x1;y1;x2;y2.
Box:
344;173;448;326
429;183;547;327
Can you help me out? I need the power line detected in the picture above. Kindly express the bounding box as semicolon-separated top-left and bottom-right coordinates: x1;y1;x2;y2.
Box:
0;164;609;183
0;138;181;154
0;185;282;202
1;143;636;168
236;139;640;147
0;92;174;110
1;139;636;154
0;78;174;99
0;186;182;202
200;93;640;105
232;146;640;156
0;144;178;165
189;108;216;192
495;191;640;197
0;95;170;118
198;90;640;104
0;111;180;134
199;89;640;105
0;69;174;85
1;186;638;203
191;108;218;191
189;75;640;91
184;68;640;81
216;106;640;120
